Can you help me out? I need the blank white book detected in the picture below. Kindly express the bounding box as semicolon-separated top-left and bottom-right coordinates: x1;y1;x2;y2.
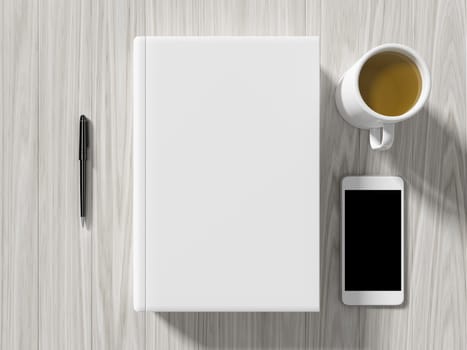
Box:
134;36;320;311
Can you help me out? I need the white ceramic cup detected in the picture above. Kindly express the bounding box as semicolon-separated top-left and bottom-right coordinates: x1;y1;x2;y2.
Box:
335;43;430;151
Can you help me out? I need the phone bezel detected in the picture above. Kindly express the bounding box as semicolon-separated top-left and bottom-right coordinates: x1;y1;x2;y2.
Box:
341;176;404;306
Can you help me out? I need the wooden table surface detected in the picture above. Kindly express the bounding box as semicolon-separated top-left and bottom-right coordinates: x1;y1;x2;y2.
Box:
1;0;466;349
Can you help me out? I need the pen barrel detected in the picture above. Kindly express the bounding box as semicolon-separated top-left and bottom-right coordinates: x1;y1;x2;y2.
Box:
80;160;86;217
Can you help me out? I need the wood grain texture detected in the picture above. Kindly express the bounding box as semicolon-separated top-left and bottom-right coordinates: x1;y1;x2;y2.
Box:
0;3;2;344
92;0;146;348
2;0;467;349
38;0;92;348
1;0;38;349
408;0;467;348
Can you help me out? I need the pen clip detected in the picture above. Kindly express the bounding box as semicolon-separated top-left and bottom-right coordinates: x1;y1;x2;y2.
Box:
79;115;89;160
85;119;89;148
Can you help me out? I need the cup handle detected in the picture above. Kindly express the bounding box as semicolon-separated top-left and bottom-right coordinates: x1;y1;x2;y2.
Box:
369;124;394;151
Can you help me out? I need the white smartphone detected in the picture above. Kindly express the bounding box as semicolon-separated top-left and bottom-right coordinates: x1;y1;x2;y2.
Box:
341;176;404;306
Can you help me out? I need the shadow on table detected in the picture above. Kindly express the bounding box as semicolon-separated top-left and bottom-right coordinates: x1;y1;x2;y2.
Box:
394;104;466;218
154;70;465;349
155;311;363;349
320;68;466;224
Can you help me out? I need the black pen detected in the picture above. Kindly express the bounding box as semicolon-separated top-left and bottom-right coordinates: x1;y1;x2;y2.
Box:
79;115;89;222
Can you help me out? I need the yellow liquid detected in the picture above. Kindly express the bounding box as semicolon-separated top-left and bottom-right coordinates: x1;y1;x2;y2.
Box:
359;52;422;116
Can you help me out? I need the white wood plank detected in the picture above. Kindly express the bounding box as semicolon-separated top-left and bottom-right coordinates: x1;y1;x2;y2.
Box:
37;0;92;348
1;0;38;349
305;0;320;36
92;0;146;348
146;0;306;36
0;1;3;343
0;0;3;343
408;0;467;348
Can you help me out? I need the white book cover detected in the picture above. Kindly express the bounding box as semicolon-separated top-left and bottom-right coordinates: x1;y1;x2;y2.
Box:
134;36;320;312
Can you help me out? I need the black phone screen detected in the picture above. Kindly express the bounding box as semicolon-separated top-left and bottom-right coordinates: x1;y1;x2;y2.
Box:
344;190;402;291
